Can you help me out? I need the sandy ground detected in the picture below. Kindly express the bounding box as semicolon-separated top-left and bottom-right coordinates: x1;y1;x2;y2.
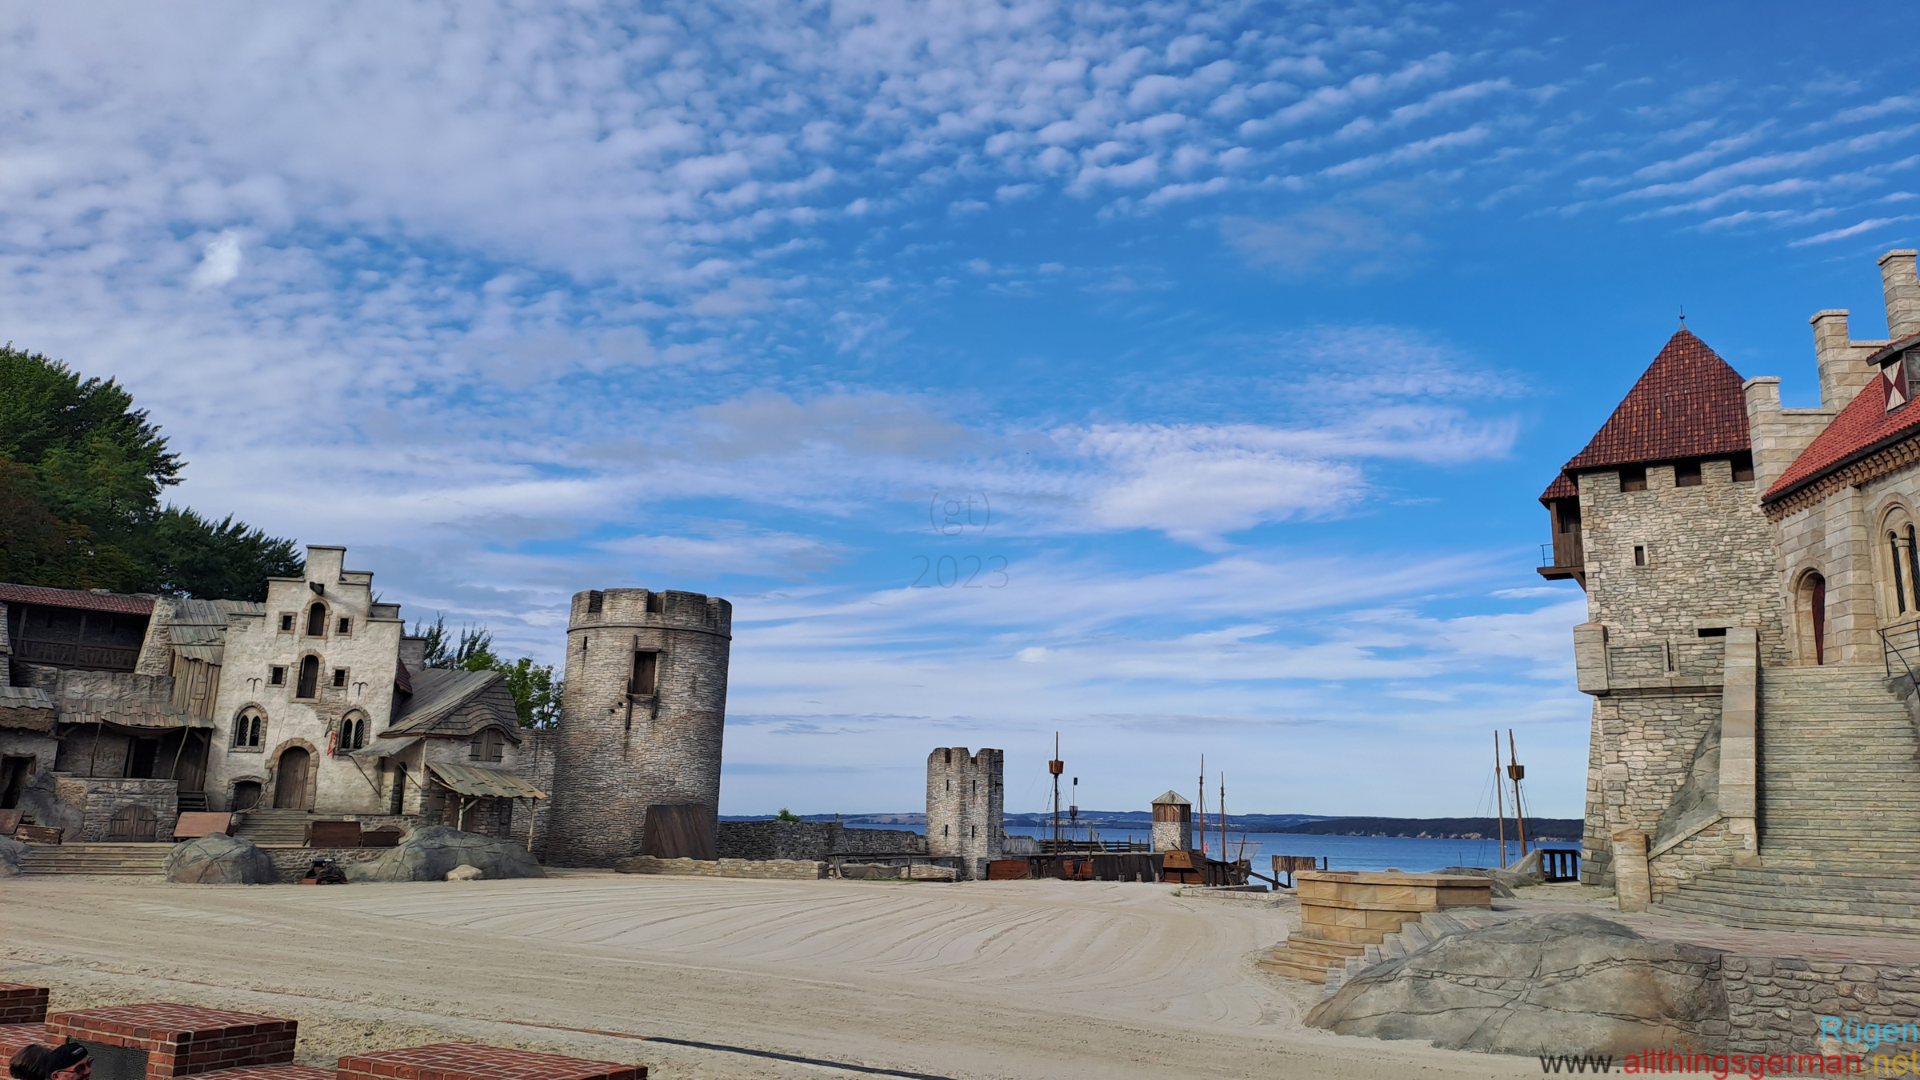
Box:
2;872;1543;1079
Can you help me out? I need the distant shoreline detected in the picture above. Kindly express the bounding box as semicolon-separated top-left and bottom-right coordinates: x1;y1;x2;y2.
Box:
720;812;1584;843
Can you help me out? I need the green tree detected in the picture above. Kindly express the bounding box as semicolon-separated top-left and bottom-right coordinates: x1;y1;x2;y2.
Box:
0;345;301;599
410;614;562;728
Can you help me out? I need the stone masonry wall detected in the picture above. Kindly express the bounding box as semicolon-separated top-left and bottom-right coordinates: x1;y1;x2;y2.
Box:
1724;955;1920;1059
544;588;732;867
58;776;179;842
613;855;826;880
716;821;926;861
1583;692;1720;887
1649;819;1743;897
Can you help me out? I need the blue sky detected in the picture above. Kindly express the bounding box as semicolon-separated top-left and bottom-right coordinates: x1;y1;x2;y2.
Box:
3;1;1916;819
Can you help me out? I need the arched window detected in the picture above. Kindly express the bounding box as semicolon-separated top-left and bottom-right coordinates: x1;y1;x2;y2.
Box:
1880;507;1920;620
231;708;266;748
296;655;320;698
339;712;368;752
306;602;327;637
1797;571;1829;665
467;727;505;762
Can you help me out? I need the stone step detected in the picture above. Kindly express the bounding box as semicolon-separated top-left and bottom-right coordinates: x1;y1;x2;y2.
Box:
21;843;172;875
1663;877;1920;914
1654;893;1920;937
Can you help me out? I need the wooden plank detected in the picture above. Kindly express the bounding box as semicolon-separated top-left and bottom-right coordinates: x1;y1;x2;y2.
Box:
640;803;717;861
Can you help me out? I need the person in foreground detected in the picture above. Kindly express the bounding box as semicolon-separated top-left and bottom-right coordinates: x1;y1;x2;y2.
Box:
8;1042;90;1080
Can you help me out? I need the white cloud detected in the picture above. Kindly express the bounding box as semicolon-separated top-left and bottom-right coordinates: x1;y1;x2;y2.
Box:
189;231;243;289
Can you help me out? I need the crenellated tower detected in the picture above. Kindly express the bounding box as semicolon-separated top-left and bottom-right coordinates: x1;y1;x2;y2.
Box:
925;747;1003;880
543;588;732;866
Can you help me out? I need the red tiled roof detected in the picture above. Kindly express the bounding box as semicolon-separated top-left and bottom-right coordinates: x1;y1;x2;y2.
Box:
1539;474;1576;502
1537;328;1750;504
1765;340;1920;502
0;583;154;616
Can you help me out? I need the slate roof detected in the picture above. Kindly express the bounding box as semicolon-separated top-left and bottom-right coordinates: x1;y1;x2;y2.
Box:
382;667;522;741
0;584;154;616
1765;333;1920;504
1538;329;1750;504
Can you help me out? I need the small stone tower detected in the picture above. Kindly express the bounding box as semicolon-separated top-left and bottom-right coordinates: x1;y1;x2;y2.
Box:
543;588;732;866
1150;790;1192;852
926;747;1003;880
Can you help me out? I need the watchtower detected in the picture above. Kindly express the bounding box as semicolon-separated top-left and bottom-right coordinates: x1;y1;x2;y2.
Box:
1150;790;1191;852
925;747;1003;880
543;588;732;866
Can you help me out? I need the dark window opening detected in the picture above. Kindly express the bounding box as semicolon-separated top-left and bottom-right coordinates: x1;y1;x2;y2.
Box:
587;590;604;613
1633;545;1647;567
297;655;320;698
332;668;348;688
1675;460;1703;487
233;710;265;748
1894;532;1910;615
340;715;367;751
269;666;286;686
337;617;351;635
306;603;327;637
629;651;659;697
647;591;665;614
1907;525;1920;614
279;613;294;632
1620;467;1647;492
944;749;952;765
1730;452;1755;482
1697;627;1727;638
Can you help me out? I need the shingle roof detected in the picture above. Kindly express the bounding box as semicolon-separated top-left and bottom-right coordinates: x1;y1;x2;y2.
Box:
1537;328;1750;504
0;584;154;616
383;667;522;740
1765;335;1920;503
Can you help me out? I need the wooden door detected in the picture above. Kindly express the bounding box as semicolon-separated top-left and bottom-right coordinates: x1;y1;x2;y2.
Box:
274;746;310;808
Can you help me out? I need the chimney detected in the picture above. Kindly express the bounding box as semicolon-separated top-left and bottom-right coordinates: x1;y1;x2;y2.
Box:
1882;250;1920;341
1810;309;1876;409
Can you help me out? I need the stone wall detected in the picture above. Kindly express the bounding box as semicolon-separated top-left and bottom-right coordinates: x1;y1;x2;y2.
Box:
507;728;555;856
613;854;825;880
265;846;387;883
1724;954;1920;1059
544;588;732;867
1583;692;1721;887
716;821;926;860
57;776;179;842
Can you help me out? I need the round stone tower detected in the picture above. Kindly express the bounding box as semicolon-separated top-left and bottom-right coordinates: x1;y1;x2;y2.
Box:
543;588;732;867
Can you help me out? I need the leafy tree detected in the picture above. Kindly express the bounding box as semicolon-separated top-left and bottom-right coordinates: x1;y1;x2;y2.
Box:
411;614;562;728
776;808;803;822
0;345;301;599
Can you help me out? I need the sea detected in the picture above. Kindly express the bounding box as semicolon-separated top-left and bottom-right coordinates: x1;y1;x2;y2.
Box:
999;827;1576;874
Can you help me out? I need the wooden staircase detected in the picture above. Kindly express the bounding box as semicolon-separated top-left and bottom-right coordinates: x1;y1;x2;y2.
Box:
20;843;172;876
1654;664;1920;936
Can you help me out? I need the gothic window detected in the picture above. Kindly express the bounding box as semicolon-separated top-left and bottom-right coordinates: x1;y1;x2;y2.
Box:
1891;532;1909;615
306;603;327;637
232;708;266;749
339;712;368;752
296;655;320;698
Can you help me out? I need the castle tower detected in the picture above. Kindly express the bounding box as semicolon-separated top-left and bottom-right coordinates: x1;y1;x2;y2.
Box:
925;747;1003;880
543;588;732;866
1150;790;1191;852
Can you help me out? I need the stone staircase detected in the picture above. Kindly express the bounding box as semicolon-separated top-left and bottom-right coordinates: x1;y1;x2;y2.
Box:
229;808;312;847
20;843;173;876
1654;664;1920;936
1308;909;1503;997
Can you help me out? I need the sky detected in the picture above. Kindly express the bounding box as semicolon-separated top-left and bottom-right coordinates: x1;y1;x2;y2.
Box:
3;1;1917;820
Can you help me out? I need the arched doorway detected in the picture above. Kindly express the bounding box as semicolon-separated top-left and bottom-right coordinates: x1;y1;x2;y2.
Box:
231;780;262;811
274;747;311;808
1797;571;1828;665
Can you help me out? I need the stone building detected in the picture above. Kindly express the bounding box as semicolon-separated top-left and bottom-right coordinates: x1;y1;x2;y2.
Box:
541;587;733;867
0;546;615;852
1149;790;1191;852
925;746;1003;879
1539;248;1920;934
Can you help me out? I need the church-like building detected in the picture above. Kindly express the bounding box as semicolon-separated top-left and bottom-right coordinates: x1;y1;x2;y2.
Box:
1540;248;1920;934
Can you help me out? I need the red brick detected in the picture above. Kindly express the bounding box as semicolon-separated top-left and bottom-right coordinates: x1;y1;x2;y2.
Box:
336;1043;643;1080
45;1003;298;1079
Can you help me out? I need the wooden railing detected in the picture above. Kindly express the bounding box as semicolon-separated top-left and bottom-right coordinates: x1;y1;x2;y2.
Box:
1540;848;1581;882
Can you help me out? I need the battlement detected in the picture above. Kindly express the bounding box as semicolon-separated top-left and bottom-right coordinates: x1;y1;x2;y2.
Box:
569;588;732;636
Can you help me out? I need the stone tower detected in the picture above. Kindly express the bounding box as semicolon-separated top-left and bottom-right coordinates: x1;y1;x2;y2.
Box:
925;747;1003;880
1150;790;1191;852
543;588;732;866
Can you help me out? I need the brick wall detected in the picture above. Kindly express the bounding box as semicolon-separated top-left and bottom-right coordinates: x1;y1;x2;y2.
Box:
338;1042;642;1080
47;1003;297;1079
0;982;48;1025
543;589;732;867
